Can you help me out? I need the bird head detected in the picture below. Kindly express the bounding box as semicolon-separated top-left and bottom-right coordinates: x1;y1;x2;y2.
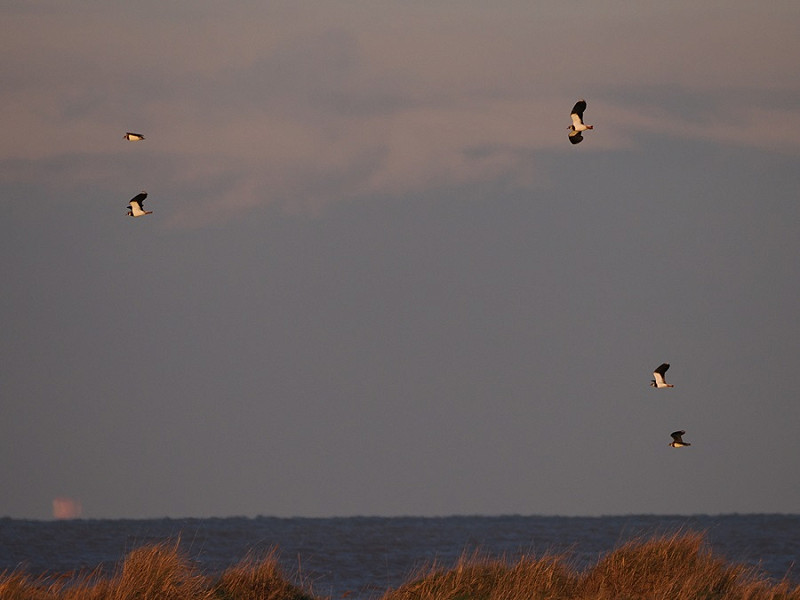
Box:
650;380;656;387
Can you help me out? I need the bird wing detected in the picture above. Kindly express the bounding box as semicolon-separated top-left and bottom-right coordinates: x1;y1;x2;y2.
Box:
570;100;586;122
654;363;670;376
568;131;583;144
570;111;584;127
670;430;685;442
129;192;147;206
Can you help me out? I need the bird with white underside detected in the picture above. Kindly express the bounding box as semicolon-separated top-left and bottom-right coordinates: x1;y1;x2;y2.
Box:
650;363;674;388
126;191;152;217
669;430;691;448
568;99;593;145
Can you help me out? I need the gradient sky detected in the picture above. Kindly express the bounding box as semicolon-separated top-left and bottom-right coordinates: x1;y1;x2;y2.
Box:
2;1;800;519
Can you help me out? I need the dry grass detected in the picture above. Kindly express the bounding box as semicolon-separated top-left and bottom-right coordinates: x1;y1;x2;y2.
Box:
0;542;307;600
381;549;577;600
213;548;315;600
383;532;800;600
1;531;798;600
576;530;800;600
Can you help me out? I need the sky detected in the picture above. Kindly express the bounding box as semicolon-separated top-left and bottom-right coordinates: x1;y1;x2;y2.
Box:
2;1;800;520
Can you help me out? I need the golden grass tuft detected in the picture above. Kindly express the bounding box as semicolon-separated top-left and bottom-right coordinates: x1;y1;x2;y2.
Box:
382;532;800;600
382;550;577;600
0;531;798;600
0;571;58;600
576;530;800;600
213;548;315;600
0;541;213;600
88;540;212;600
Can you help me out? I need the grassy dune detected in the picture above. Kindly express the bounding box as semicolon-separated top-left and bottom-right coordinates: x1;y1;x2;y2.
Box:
1;531;797;600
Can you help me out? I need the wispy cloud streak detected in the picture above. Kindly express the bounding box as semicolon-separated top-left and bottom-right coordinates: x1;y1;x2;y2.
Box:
2;2;799;223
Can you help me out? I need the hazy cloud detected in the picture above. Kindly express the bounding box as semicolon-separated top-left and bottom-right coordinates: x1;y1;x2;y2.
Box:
2;3;799;224
3;1;800;519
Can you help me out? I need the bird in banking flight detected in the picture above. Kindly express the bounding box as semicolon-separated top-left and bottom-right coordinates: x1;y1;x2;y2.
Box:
568;100;593;145
126;191;152;217
650;363;674;388
123;132;145;141
669;430;691;447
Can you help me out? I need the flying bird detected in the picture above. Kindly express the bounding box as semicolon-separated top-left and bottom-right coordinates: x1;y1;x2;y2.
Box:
650;363;674;388
568;99;593;145
126;191;152;217
669;430;691;448
123;132;145;141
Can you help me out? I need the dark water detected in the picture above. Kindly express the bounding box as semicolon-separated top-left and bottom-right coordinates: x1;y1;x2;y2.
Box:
1;515;798;598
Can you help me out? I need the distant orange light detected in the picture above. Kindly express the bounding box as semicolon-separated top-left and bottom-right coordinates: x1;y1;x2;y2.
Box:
52;497;82;519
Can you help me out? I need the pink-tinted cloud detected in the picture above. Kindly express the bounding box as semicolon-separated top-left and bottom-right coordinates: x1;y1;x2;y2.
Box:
52;497;82;519
2;2;799;224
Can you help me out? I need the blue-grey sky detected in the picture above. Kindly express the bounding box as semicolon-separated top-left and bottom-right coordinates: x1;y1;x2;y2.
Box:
2;1;800;519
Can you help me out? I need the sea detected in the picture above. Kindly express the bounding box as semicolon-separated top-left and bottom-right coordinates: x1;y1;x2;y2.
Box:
1;514;798;598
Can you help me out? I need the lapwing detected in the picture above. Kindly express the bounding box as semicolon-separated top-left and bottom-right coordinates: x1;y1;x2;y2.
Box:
669;430;691;448
126;191;152;217
650;363;674;388
568;99;593;145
